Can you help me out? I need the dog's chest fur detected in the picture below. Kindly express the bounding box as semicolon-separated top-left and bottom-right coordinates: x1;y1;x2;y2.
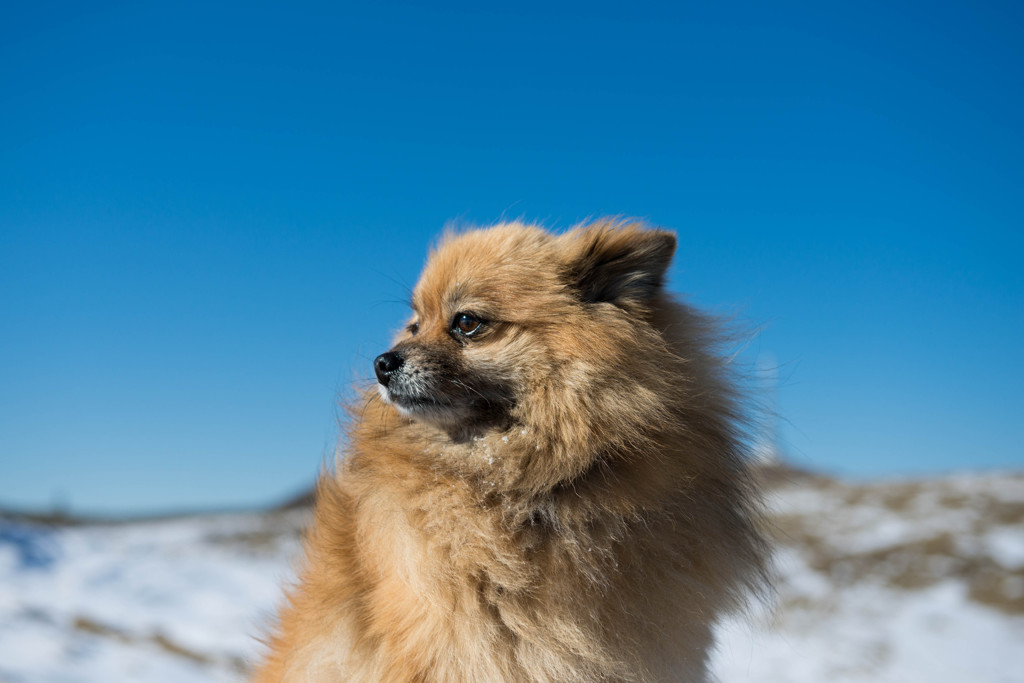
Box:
277;431;714;682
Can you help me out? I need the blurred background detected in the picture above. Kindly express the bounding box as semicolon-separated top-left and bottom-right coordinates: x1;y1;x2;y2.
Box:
1;1;1022;681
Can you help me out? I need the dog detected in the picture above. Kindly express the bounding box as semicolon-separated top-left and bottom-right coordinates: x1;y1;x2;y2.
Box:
252;219;769;682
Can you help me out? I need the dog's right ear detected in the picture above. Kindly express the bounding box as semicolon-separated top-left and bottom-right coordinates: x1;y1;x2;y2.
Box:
562;221;676;309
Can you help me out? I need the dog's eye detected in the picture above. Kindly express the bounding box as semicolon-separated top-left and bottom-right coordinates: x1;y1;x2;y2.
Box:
451;313;483;337
407;321;419;335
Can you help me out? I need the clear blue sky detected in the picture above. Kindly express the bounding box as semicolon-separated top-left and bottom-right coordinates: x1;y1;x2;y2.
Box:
2;0;1022;514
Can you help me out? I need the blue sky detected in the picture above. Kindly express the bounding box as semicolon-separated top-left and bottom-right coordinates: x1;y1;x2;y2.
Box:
2;1;1022;514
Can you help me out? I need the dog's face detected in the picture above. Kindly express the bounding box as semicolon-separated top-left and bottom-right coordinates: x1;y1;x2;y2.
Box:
374;222;676;443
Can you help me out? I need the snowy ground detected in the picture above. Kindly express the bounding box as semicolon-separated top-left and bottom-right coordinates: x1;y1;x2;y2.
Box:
712;470;1024;682
0;510;305;682
1;469;1022;682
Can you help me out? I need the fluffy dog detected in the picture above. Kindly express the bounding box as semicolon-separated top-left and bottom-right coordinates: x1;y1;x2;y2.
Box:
252;219;769;682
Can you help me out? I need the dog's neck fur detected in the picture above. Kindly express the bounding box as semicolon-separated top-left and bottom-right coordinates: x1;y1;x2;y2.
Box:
314;389;764;682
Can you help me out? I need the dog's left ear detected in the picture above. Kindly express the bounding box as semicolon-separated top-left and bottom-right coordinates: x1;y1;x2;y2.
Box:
563;222;676;308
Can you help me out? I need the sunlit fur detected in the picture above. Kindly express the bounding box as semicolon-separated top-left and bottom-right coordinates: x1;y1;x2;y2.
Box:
252;219;770;682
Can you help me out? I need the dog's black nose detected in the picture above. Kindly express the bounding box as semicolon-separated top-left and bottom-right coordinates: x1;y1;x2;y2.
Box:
374;351;404;386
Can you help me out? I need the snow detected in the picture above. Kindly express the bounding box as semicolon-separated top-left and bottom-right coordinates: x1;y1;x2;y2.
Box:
714;470;1024;682
1;471;1022;682
714;570;1024;683
987;528;1024;571
0;512;304;682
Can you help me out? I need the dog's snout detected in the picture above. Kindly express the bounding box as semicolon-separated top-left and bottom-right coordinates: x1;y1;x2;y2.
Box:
374;351;404;386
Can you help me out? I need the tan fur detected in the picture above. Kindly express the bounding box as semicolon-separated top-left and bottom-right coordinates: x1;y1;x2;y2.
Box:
252;219;769;682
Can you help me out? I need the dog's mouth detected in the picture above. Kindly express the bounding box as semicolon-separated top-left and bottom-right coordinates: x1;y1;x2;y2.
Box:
378;383;455;416
377;374;514;438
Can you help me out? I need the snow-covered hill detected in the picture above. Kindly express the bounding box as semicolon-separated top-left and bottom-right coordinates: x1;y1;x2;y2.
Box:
1;469;1022;682
714;468;1024;682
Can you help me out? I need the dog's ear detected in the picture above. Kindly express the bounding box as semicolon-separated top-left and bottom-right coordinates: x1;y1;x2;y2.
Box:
563;222;676;307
